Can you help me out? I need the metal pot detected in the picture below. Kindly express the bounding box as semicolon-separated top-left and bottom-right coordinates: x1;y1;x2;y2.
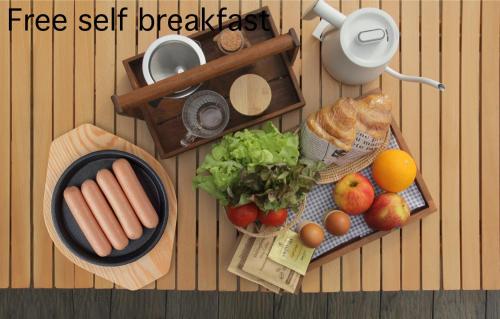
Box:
142;35;206;99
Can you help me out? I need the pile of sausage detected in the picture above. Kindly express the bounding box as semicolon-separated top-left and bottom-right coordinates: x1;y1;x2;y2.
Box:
63;159;159;257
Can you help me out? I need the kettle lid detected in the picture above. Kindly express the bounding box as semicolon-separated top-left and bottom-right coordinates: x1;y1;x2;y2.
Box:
340;8;399;68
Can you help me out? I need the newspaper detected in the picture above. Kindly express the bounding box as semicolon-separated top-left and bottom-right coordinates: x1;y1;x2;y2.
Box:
300;124;385;166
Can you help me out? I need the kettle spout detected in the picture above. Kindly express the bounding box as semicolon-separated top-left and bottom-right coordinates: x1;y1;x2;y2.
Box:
303;0;346;28
385;67;445;91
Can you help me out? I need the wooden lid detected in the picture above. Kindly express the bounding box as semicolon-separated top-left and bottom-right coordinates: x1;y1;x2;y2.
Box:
230;74;272;116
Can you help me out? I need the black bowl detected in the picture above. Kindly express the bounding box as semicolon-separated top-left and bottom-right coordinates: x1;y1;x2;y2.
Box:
51;150;168;266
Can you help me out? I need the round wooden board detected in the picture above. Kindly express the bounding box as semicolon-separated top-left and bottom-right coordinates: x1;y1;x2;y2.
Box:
43;124;177;290
229;74;272;116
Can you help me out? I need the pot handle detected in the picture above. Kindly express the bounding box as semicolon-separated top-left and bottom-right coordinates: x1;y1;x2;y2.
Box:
112;29;300;116
312;20;332;41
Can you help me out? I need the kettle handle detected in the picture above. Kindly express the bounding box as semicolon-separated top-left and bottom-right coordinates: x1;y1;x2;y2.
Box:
312;20;332;41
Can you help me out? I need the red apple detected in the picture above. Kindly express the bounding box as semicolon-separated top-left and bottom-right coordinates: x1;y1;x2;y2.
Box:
364;193;410;231
333;173;375;215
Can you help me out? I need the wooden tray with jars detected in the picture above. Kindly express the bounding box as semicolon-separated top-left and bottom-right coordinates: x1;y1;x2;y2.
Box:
112;7;304;158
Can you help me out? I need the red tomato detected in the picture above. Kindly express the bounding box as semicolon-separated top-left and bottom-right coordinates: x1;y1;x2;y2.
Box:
226;203;259;227
258;208;288;226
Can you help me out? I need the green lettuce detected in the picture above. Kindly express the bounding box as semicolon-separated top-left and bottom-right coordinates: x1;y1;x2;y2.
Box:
193;122;322;211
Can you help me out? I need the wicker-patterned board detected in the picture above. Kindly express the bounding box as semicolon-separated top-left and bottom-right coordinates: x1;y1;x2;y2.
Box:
42;124;177;290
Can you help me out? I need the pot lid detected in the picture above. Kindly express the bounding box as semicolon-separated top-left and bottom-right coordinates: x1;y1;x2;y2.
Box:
340;8;399;68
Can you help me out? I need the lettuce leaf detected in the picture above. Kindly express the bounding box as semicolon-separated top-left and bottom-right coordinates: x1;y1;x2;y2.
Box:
193;122;321;211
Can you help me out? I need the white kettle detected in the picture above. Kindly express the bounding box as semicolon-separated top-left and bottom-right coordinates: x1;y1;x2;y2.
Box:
303;0;445;90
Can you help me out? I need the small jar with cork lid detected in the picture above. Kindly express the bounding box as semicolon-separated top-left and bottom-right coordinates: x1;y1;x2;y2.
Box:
214;29;249;55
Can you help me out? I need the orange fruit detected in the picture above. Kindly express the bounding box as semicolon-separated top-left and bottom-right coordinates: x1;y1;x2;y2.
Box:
372;150;417;192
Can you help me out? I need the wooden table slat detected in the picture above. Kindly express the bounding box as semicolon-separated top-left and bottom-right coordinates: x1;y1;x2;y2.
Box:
73;0;95;289
53;0;75;289
0;0;11;289
420;0;441;291
480;0;500;290
360;0;382;293
320;0;342;294
299;0;322;293
237;0;262;294
32;0;54;289
441;0;462;290
156;0;179;291
460;0;481;290
11;0;32;288
94;0;120;289
380;0;401;292
175;0;200;292
194;0;219;292
217;0;239;292
401;0;421;291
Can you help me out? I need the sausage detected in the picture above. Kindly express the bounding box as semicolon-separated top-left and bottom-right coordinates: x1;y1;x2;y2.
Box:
96;169;143;240
112;159;159;228
63;186;112;257
81;180;129;250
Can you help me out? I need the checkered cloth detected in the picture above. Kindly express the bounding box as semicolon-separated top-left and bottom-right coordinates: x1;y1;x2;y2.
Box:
288;133;427;259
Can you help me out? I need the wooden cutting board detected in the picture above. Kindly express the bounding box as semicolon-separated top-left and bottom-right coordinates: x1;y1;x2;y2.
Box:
43;124;177;290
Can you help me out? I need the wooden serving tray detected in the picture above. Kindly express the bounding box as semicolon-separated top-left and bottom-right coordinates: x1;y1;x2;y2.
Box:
116;7;304;158
307;119;437;271
43;124;177;290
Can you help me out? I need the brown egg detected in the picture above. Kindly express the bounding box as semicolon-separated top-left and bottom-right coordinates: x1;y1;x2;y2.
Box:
299;222;325;248
324;210;351;236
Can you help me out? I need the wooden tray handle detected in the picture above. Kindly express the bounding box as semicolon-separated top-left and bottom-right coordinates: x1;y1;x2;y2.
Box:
112;28;300;115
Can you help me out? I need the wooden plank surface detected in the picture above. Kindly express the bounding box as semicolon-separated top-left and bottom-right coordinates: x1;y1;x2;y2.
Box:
274;294;327;319
32;0;54;289
320;0;341;293
480;0;500;290
300;0;322;293
433;291;486;319
400;0;421;291
420;0;441;291
217;0;239;292
52;0;75;288
10;0;32;288
167;291;218;318
381;291;433;319
219;292;274;319
0;290;494;319
94;0;118;289
329;292;380;319
360;0;381;293
380;0;401;292
339;0;362;294
0;0;497;292
176;0;199;291
238;0;261;294
196;0;219;293
156;0;179;291
441;0;461;290
73;0;95;289
0;0;11;289
460;0;481;290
